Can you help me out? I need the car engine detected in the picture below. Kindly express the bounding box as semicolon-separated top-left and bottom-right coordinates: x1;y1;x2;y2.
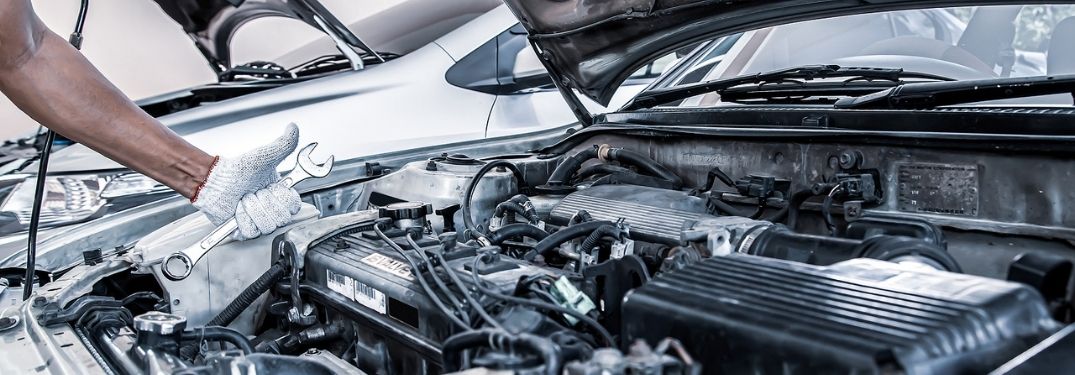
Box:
37;139;1073;374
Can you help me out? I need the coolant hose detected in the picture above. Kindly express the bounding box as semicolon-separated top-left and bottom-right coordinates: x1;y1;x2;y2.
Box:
605;147;682;187
532;221;614;257
207;263;288;327
546;145;681;187
486;223;549;245
547;146;599;185
442;329;563;375
180;326;255;354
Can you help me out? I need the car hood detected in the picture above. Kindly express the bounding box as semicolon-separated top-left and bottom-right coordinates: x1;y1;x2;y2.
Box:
153;0;375;73
501;0;1034;108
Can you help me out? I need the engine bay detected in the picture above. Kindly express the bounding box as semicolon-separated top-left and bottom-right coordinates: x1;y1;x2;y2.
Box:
15;130;1075;374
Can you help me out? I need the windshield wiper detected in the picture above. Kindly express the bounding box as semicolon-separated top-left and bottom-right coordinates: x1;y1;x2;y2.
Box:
623;65;953;110
834;74;1075;109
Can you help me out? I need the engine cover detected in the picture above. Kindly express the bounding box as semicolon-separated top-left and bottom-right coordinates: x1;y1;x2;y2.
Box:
622;254;1058;374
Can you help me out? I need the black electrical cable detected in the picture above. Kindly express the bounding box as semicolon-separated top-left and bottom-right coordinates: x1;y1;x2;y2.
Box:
402;235;472;327
24;0;91;301
373;224;470;330
428;248;505;331
469;256;614;347
461;161;526;238
823;185;845;236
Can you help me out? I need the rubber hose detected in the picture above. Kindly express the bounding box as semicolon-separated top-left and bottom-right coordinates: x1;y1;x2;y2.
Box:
547;146;599;185
532;221;615;257
575;225;622;272
494;202;538;224
572;164;633;183
764;189;815;223
180;326;255;354
486;223;550;245
606;148;682;187
708;197;762;218
568;210;592;226
207;263;287;327
442;329;563;375
462;161;526;238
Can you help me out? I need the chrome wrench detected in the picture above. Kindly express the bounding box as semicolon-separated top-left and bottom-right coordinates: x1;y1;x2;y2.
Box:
161;143;334;281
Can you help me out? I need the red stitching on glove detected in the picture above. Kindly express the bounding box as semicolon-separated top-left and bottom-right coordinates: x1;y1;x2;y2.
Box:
190;155;220;203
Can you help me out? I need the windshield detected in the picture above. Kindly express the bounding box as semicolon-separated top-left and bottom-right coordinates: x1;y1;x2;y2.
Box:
653;4;1075;107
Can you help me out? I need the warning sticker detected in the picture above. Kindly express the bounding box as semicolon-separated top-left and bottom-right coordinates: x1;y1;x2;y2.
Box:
326;270;388;314
361;253;414;281
897;163;979;216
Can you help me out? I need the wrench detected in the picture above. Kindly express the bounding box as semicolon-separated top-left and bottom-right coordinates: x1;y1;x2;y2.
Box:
162;143;334;281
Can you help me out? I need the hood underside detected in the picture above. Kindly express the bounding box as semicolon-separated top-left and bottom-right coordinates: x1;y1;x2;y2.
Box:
153;0;373;73
502;0;1057;106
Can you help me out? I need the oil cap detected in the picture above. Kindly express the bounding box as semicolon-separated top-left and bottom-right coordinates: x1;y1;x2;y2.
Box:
133;311;187;335
378;202;433;220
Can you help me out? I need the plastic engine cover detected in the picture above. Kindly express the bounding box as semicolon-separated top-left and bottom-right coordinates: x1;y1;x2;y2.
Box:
621;254;1058;374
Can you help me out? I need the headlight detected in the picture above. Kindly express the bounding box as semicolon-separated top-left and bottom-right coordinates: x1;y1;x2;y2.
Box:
0;172;171;231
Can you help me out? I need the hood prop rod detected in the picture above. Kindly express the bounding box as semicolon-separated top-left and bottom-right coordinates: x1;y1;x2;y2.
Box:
23;0;91;301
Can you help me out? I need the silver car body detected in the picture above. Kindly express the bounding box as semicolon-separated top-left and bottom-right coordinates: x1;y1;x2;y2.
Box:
0;5;646;270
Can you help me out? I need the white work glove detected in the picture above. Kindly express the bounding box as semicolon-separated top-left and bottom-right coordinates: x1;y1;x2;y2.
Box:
192;124;303;240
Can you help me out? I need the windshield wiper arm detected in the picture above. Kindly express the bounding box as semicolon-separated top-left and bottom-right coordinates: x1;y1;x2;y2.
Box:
834;74;1075;109
623;64;953;110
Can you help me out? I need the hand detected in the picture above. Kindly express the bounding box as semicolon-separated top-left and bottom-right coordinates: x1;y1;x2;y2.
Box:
192;124;303;240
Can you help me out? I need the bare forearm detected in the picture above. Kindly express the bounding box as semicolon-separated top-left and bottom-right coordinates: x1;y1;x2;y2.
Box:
0;5;211;198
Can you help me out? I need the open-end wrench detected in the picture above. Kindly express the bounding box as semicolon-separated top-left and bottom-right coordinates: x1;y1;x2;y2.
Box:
161;143;334;281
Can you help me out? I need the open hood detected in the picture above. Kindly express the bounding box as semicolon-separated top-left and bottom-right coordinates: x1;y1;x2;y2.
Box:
153;0;378;75
501;0;1036;110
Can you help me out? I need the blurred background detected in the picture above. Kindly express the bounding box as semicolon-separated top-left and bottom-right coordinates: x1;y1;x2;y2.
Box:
0;0;407;139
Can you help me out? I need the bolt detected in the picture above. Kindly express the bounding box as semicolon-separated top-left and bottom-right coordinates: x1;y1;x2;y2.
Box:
32;297;47;308
172;299;181;306
306;348;320;355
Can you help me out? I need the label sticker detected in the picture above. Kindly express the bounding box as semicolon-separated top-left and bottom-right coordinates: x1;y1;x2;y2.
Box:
361;253;414;280
326;270;387;314
326;270;355;300
897;163;979;216
353;280;388;314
